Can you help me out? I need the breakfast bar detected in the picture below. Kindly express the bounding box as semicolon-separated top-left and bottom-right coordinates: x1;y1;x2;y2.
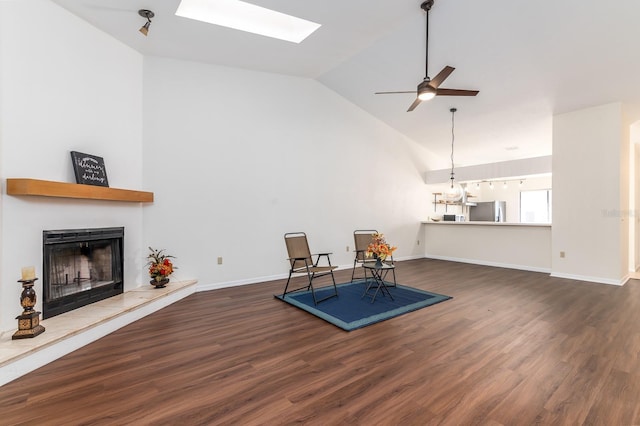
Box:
421;221;552;273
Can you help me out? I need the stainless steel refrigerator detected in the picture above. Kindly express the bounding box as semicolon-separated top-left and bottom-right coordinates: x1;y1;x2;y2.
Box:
469;201;506;222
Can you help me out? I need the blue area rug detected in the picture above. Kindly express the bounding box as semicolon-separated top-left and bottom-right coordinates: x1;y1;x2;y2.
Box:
274;281;452;331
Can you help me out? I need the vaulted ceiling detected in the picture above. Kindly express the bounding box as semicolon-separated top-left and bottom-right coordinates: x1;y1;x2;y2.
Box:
51;0;640;169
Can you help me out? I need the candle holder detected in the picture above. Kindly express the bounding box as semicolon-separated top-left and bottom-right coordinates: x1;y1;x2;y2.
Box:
12;278;45;339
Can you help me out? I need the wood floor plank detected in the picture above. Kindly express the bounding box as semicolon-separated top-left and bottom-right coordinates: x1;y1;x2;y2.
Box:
2;259;640;425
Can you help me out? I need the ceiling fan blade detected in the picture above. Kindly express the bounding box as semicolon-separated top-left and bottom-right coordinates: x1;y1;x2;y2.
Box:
375;91;416;95
436;88;479;96
429;66;455;89
407;98;422;112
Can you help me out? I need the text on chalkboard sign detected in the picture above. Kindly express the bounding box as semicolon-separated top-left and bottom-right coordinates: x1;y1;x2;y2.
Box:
70;151;109;187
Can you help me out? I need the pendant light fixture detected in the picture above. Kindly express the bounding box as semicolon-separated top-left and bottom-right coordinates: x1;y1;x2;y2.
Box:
443;107;464;202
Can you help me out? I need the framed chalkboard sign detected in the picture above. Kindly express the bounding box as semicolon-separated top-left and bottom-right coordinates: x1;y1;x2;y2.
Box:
70;151;109;187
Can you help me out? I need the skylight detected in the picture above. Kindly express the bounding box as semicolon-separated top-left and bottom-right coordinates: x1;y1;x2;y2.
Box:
175;0;321;43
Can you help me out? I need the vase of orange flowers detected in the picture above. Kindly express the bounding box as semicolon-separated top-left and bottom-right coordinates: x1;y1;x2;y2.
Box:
147;247;176;288
365;233;397;267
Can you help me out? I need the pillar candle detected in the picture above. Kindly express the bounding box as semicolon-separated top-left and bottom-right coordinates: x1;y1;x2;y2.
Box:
21;266;35;281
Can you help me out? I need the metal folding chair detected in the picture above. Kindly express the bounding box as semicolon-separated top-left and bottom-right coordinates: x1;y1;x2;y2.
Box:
282;232;338;305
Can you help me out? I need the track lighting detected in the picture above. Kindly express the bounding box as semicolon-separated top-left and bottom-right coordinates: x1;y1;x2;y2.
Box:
465;179;526;192
138;9;155;36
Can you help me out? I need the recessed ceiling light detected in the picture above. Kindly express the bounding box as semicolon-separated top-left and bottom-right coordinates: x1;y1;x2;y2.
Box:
175;0;321;43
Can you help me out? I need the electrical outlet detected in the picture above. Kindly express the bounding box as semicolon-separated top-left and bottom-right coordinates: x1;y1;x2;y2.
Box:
560;251;565;258
346;245;349;252
417;240;420;246
217;256;223;265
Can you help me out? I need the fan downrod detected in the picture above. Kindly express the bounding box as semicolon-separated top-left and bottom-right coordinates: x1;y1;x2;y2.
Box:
421;0;434;12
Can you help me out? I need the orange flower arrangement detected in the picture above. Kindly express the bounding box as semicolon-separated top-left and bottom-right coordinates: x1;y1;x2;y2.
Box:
365;233;397;261
147;247;176;283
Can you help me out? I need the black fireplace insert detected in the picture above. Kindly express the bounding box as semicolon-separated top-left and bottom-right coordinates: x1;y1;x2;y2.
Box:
42;227;124;319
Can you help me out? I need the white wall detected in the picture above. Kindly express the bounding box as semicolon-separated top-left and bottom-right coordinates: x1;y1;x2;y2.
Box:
633;124;640;270
552;103;629;285
425;156;552;184
142;56;434;288
620;112;632;278
0;0;144;331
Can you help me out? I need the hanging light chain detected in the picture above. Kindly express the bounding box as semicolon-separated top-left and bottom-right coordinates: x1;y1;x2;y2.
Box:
450;107;457;188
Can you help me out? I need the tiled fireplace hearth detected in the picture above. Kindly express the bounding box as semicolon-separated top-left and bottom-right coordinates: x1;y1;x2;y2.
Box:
43;227;124;319
0;280;197;387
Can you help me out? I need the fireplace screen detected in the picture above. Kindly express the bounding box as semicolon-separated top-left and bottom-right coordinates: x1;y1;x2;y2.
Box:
43;227;124;319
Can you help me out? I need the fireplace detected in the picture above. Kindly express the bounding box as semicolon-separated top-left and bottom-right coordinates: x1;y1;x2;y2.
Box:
43;227;124;319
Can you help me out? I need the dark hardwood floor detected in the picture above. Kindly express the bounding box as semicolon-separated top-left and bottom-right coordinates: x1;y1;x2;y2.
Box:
2;259;640;425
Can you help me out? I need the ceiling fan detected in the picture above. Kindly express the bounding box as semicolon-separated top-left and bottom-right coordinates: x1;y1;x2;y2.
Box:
375;0;479;112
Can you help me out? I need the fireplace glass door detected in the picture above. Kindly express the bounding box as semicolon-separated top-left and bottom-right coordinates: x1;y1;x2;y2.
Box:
43;227;124;318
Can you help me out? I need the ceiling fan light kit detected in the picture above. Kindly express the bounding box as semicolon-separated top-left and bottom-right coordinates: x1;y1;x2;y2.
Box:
375;0;479;112
417;81;436;101
138;9;155;36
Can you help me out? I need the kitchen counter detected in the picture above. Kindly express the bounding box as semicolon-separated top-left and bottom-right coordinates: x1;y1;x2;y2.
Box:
421;220;551;272
421;221;551;227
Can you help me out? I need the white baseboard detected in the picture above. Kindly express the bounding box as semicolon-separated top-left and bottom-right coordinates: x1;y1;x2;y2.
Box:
425;254;629;286
196;257;426;293
393;255;426;262
550;272;627;286
196;273;287;292
425;254;551;274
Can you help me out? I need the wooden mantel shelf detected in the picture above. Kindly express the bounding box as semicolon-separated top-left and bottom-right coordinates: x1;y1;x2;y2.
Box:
6;178;154;203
